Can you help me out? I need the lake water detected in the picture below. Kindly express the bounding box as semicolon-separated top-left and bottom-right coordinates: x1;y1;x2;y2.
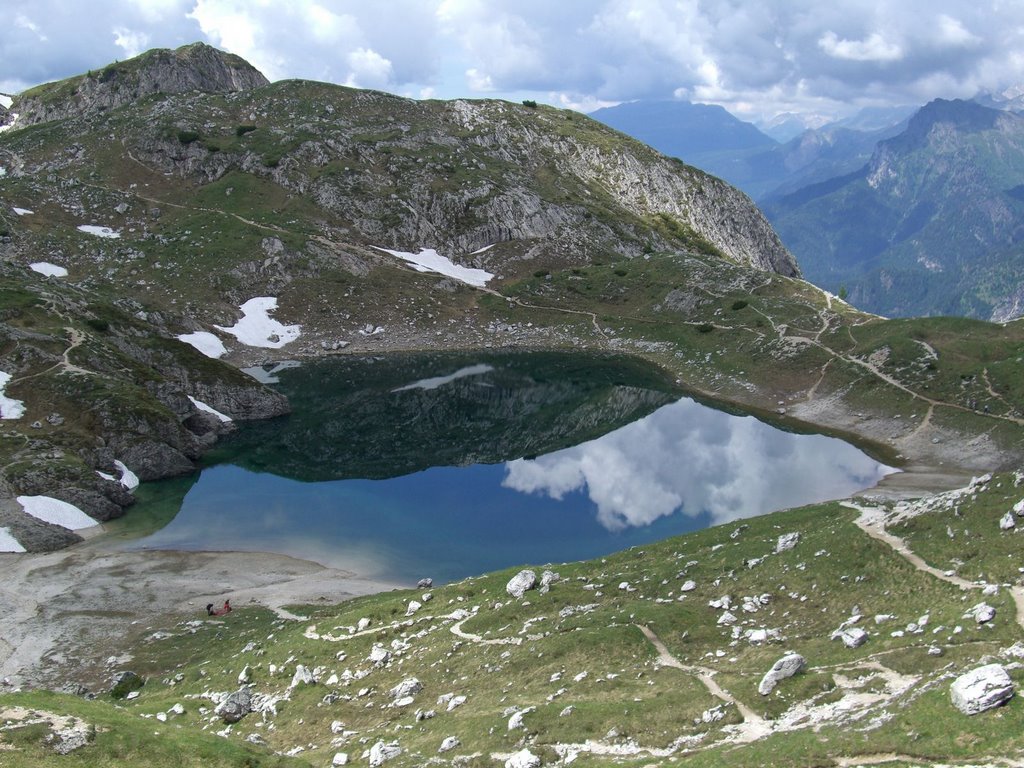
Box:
125;352;894;583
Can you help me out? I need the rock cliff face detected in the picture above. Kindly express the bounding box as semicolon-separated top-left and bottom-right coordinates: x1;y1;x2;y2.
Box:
7;42;268;128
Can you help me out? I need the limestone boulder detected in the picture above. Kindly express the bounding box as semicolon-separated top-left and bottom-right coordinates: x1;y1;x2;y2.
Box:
950;664;1014;715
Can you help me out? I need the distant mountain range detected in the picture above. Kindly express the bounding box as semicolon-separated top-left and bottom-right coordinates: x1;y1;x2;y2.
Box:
591;100;912;200
764;99;1024;320
595;97;1024;321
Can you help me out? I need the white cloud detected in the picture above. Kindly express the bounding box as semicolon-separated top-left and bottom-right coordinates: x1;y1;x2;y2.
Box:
502;398;892;532
936;14;980;47
465;67;494;92
818;31;903;62
2;1;1024;125
344;47;393;89
113;27;150;58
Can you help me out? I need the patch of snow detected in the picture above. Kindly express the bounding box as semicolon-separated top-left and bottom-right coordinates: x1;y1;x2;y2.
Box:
242;360;301;384
96;471;116;482
0;168;6;177
374;246;494;288
29;262;68;278
0;95;12;109
215;297;301;349
189;396;232;423
393;364;494;392
177;331;226;359
114;460;139;491
0;113;19;133
17;495;97;530
471;244;495;255
77;225;120;239
0;527;26;553
0;371;25;419
12;207;33;216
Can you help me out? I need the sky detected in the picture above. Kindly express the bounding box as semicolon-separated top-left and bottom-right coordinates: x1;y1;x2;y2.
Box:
3;0;1024;125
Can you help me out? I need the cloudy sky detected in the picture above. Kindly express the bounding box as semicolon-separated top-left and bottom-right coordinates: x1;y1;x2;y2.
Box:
3;0;1023;124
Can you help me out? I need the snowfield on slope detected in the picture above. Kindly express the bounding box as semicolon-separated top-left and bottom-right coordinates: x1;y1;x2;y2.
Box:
0;371;25;419
17;496;97;530
375;246;494;287
215;297;301;349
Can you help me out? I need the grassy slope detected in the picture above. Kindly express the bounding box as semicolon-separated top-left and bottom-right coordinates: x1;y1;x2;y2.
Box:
3;473;1023;766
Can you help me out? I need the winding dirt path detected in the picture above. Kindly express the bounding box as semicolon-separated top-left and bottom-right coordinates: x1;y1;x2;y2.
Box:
635;624;769;738
843;500;1024;632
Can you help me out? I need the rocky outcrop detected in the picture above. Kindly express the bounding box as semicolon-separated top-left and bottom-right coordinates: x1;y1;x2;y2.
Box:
10;43;267;128
507;569;537;598
950;664;1014;715
215;688;253;723
758;652;806;695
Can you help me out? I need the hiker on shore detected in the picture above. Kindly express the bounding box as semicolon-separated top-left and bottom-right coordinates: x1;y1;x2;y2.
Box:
206;599;232;616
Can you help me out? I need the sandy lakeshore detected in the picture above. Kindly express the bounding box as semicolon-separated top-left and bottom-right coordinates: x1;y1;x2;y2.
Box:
0;535;401;691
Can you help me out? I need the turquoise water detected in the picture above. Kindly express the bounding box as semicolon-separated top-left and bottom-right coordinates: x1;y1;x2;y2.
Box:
127;353;893;583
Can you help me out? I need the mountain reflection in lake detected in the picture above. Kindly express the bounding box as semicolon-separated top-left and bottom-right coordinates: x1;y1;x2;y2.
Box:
126;353;894;583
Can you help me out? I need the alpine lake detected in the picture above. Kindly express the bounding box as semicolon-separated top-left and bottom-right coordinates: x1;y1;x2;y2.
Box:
117;352;895;584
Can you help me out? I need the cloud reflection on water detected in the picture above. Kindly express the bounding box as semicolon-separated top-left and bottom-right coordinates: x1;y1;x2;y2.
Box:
502;397;894;531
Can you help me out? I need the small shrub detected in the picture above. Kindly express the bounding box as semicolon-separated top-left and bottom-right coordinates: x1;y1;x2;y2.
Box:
533;269;550;278
614;268;628;277
522;99;538;109
731;299;748;311
176;130;200;144
86;318;110;333
235;124;257;137
697;323;714;334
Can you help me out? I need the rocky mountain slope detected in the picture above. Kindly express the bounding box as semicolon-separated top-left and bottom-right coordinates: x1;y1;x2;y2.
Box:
0;45;1023;554
764;99;1024;321
4;42;268;129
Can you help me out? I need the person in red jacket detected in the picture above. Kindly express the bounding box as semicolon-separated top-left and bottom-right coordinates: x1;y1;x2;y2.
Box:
206;599;232;616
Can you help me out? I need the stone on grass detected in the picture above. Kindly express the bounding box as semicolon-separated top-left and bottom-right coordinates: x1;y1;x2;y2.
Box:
775;532;800;553
332;753;349;766
290;665;315;687
417;578;433;588
967;602;996;624
405;600;422;616
680;579;697;592
758;653;806;695
1000;512;1016;531
357;617;371;631
505;748;541;768
215;688;253;723
368;740;401;767
389;678;423;700
832;627;869;648
238;665;252;685
950;664;1014;715
539;569;560;593
368;644;392;666
506;569;537;598
438;736;460;753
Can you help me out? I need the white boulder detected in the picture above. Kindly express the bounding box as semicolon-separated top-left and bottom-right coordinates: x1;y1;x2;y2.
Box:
505;749;541;768
967;602;996;624
758;653;806;695
1000;512;1016;531
832;627;868;648
776;532;800;553
506;569;537;598
368;741;401;767
438;736;460;753
950;664;1014;715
